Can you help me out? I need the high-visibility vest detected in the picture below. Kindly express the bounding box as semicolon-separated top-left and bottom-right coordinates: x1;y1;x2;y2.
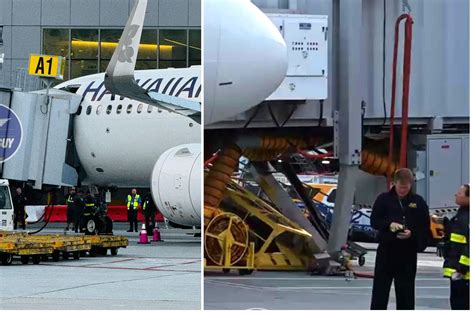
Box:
127;194;140;210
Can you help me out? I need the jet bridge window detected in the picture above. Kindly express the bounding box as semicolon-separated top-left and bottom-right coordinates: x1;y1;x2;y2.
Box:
86;105;92;115
106;105;112;114
116;104;122;114
126;104;133;114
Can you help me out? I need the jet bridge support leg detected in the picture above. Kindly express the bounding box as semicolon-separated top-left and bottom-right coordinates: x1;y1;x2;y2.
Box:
327;0;363;258
250;162;331;266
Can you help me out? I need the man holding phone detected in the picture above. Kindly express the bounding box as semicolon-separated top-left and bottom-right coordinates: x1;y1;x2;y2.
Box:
370;168;431;310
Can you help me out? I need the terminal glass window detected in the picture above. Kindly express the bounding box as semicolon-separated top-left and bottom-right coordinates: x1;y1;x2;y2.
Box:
136;29;157;70
188;30;201;66
159;30;187;69
71;29;98;78
100;29;122;71
43;28;69;80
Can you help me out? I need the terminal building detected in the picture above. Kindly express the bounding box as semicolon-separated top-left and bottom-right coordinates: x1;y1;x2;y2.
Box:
0;0;201;90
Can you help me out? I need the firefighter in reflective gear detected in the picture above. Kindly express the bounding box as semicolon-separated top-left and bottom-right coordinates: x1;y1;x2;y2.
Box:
442;184;469;310
126;189;141;232
143;193;157;235
65;187;76;231
370;169;431;310
81;191;96;232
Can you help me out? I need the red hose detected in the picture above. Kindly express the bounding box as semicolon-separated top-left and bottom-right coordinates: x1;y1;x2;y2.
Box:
388;14;413;187
204;152;220;168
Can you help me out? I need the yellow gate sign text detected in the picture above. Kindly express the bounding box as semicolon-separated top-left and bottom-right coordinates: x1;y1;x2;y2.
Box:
28;54;65;79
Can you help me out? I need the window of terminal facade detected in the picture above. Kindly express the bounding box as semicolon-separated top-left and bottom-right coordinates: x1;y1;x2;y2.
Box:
42;28;201;81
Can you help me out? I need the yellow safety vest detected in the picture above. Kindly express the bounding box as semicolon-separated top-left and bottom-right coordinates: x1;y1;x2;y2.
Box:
127;194;140;210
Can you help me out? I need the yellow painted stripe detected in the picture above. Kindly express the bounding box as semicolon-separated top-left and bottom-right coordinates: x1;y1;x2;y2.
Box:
459;255;470;266
450;233;467;244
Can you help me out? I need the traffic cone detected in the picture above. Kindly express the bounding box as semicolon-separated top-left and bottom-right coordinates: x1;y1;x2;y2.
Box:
138;223;150;244
152;223;162;242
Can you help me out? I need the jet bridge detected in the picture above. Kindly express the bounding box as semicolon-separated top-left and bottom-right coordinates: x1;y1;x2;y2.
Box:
0;88;81;189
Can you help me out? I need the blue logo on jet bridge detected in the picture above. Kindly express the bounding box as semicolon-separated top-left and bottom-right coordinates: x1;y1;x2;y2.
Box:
0;104;22;163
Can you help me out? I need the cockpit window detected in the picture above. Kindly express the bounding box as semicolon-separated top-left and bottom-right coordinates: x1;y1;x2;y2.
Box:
59;84;81;94
126;104;133;114
117;104;122;114
106;105;112;114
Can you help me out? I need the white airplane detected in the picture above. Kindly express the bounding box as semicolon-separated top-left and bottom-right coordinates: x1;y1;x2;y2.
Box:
52;0;288;227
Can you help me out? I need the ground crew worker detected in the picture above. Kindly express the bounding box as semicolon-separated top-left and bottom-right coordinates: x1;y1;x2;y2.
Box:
370;168;430;310
126;189;141;232
441;184;469;310
65;187;76;231
73;190;85;233
143;193;157;235
12;187;27;230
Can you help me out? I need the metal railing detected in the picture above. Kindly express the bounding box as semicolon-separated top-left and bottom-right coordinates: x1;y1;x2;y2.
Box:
0;68;42;91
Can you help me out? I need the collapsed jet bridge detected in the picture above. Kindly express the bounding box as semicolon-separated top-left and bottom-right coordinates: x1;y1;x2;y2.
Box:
0;87;82;189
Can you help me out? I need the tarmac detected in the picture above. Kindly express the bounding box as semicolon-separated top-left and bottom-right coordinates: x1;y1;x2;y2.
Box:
0;222;201;310
204;243;450;310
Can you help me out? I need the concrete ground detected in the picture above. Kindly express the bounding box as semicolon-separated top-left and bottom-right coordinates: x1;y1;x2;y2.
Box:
0;223;201;310
204;243;450;310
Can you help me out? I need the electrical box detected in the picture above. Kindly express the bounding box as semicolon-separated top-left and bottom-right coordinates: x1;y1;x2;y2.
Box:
409;134;469;211
266;14;328;101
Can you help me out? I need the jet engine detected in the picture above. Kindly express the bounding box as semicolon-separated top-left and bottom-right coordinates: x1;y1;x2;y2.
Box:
150;143;201;227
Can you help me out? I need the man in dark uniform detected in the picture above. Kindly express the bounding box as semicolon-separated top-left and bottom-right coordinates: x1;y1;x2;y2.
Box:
143;193;157;235
370;168;431;310
12;187;27;230
65;187;76;231
442;184;469;310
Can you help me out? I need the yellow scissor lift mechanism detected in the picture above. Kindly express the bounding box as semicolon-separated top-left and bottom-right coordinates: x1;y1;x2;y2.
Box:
204;140;321;274
223;180;316;271
0;231;128;265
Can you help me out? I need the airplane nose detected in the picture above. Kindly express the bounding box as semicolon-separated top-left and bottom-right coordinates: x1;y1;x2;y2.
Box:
204;0;288;124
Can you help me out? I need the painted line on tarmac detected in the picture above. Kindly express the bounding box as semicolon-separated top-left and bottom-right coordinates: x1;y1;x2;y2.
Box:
205;280;448;292
271;286;449;290
144;259;201;270
39;262;200;273
206;277;447;281
83;258;137;267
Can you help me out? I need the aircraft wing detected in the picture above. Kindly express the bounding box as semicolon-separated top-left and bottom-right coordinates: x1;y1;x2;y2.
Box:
104;0;201;124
